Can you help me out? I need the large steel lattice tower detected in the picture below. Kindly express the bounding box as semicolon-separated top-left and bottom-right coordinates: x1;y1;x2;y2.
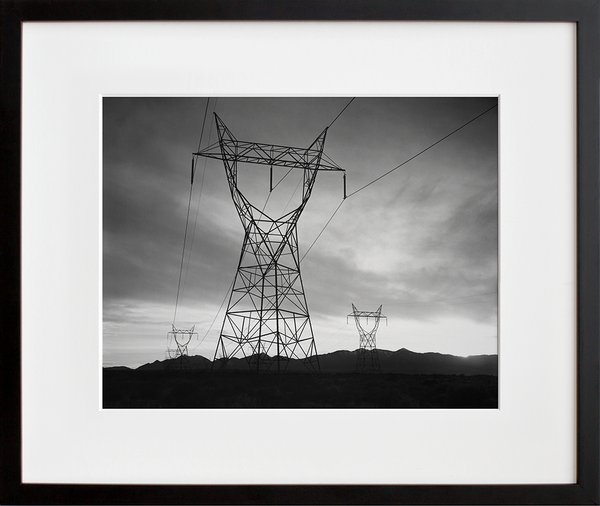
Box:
348;304;387;373
196;114;344;373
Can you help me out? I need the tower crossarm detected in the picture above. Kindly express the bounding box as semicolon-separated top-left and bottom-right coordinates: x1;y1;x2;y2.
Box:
348;304;387;332
347;310;388;320
195;140;345;172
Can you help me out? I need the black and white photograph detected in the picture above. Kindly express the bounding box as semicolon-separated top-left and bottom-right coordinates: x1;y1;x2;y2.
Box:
102;97;498;408
5;0;596;500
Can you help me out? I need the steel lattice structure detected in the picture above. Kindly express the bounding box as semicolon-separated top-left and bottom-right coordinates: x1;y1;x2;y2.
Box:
166;325;197;370
195;114;344;373
348;304;387;373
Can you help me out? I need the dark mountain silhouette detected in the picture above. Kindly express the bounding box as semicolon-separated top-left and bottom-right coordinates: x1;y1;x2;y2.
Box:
136;355;212;371
380;348;497;376
308;348;497;375
131;348;497;376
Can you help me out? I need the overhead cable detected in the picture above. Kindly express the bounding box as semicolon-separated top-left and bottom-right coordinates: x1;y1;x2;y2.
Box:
172;98;212;325
346;103;498;198
328;97;355;128
299;103;498;263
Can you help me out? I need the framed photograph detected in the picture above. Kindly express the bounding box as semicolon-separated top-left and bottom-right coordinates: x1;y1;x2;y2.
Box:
102;95;500;409
2;0;598;504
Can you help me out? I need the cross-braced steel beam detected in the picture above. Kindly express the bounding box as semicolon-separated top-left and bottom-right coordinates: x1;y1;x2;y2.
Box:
195;114;344;373
348;304;387;373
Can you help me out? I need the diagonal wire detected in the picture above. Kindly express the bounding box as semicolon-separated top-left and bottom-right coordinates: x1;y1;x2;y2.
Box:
346;103;498;198
283;176;303;214
173;183;194;325
329;97;355;128
298;103;497;264
300;199;345;263
173;97;212;326
201;278;235;343
196;98;211;152
181;100;216;303
260;99;353;214
272;167;294;190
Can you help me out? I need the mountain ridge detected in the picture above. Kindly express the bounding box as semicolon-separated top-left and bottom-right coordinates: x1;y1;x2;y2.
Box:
129;348;497;376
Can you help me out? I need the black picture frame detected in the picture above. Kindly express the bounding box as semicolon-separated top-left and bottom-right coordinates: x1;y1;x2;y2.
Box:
1;1;598;504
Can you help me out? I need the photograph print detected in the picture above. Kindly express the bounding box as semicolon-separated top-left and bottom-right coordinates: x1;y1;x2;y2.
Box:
103;97;498;409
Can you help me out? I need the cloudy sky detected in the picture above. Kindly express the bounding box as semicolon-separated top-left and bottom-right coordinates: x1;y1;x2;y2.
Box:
103;97;498;368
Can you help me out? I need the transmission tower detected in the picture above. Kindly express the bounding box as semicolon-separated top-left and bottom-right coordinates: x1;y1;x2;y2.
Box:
195;114;345;373
166;325;197;370
348;304;387;373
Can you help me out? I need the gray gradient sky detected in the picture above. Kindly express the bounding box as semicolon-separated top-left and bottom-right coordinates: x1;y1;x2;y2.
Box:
103;97;498;368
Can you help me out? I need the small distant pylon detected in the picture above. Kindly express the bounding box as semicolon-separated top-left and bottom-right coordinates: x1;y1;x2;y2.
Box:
166;325;197;370
348;304;387;373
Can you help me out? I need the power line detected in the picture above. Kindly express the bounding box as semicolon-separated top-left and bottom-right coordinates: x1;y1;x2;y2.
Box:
201;277;235;343
272;167;294;191
346;103;498;198
172;182;194;325
260;100;354;256
172;98;212;325
260;100;352;212
262;158;295;212
328;97;355;128
196;98;211;152
300;199;345;262
317;323;348;345
298;102;498;264
181;99;216;303
322;333;356;353
283;176;303;214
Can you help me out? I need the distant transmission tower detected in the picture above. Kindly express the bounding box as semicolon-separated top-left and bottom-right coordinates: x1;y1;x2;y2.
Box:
348;304;387;373
166;325;197;370
196;114;345;373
